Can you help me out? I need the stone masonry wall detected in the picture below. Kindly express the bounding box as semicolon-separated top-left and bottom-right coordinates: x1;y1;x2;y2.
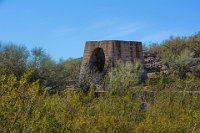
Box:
81;40;143;73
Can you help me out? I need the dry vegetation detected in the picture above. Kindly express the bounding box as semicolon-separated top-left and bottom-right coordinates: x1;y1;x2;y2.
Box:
1;32;200;132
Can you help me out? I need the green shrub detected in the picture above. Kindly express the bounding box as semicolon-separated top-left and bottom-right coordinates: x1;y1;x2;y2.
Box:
1;70;200;132
105;60;144;96
170;49;194;77
1;32;200;132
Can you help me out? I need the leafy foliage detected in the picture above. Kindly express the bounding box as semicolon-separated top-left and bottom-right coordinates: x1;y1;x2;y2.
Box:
171;49;194;77
1;32;200;132
0;44;81;93
0;44;29;78
105;60;144;96
149;32;200;78
1;70;200;132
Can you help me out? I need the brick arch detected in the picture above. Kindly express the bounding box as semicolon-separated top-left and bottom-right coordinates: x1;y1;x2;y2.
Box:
80;40;144;88
89;47;105;72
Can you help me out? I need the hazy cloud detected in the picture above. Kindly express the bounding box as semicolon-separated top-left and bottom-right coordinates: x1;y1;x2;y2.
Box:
88;20;116;30
141;31;174;43
105;23;142;38
87;20;145;39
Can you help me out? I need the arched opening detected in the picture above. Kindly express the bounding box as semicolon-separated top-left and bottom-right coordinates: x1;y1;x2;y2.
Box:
89;48;105;72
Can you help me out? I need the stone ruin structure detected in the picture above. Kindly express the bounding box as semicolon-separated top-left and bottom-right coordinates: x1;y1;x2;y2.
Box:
79;40;144;92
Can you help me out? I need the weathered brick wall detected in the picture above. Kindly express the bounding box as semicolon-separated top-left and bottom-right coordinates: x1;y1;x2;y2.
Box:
81;41;113;69
79;40;144;91
79;41;143;87
112;41;143;63
81;40;143;73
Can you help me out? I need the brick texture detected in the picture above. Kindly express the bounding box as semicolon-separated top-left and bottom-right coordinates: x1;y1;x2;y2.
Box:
80;40;144;74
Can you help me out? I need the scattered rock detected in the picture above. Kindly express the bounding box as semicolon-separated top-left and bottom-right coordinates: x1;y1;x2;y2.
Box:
144;52;169;78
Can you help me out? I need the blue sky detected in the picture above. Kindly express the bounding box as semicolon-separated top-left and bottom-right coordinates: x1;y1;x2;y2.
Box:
0;0;200;60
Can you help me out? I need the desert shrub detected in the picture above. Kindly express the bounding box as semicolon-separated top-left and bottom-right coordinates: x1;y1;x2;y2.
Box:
0;44;29;78
136;92;200;133
170;49;194;77
78;63;95;92
1;32;200;132
191;64;200;78
0;70;40;132
0;70;140;132
0;44;82;93
147;72;200;92
147;73;178;90
188;32;200;58
149;36;188;62
105;60;144;96
1;70;200;132
148;33;200;78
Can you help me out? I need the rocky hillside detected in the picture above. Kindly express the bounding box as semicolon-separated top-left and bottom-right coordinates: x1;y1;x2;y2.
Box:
144;52;169;78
